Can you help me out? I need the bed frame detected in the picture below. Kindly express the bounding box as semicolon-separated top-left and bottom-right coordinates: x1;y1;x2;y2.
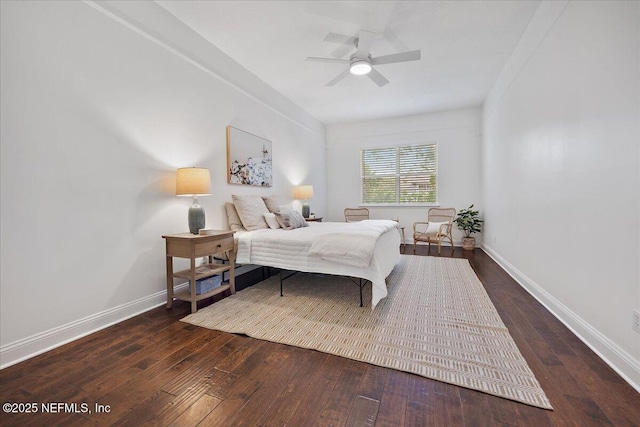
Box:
235;222;401;308
278;269;370;307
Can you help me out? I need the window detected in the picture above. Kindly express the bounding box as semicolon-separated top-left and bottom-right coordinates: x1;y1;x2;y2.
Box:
360;143;437;205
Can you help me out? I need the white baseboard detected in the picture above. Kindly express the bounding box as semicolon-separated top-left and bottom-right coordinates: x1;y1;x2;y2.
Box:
407;241;483;249
481;243;640;393
1;265;263;370
0;283;187;370
406;239;464;247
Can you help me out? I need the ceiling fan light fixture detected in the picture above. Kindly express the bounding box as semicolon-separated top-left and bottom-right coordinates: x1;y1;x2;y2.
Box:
349;60;372;76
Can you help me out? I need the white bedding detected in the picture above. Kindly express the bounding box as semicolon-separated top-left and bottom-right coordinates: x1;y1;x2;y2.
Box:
236;221;401;308
309;220;398;268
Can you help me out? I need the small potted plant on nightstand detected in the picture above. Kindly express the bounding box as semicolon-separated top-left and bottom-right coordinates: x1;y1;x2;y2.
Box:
454;204;483;250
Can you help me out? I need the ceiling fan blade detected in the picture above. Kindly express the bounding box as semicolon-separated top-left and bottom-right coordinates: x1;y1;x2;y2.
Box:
371;50;421;65
326;70;350;87
306;57;350;64
356;30;376;59
323;33;356;45
323;33;357;58
315;32;356;59
367;68;389;87
331;45;355;59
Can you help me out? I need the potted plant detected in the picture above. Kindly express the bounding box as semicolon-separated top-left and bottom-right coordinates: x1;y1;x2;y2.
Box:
454;204;483;250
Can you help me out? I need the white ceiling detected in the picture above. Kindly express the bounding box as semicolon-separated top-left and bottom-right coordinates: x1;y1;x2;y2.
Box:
157;1;540;125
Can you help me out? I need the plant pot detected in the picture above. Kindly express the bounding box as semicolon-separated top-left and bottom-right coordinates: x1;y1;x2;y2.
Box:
461;237;476;250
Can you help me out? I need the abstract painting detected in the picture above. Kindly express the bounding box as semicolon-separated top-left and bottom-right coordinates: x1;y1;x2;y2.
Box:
226;126;272;187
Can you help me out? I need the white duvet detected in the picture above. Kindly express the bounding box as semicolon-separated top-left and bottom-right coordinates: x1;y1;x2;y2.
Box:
235;220;401;308
308;220;398;267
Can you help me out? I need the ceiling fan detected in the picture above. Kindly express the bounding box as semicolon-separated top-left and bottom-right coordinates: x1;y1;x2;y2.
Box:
306;30;421;87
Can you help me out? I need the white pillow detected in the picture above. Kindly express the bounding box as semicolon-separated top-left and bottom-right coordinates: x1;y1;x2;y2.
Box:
232;195;269;231
426;221;448;235
263;212;281;229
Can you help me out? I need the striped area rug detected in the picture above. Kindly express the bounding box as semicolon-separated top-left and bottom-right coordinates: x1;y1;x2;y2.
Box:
182;255;552;409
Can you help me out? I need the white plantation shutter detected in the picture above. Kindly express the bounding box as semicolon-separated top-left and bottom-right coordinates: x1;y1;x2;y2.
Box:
361;144;437;205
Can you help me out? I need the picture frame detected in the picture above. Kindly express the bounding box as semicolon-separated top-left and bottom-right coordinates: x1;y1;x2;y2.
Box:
226;126;272;187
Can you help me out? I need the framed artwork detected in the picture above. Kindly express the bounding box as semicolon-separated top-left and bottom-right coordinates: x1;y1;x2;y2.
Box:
226;126;272;187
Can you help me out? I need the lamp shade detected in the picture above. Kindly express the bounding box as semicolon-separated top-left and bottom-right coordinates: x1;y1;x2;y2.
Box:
295;185;314;200
176;167;211;196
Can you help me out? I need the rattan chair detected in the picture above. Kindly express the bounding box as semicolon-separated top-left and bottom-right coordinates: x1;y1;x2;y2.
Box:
344;207;369;222
413;207;456;255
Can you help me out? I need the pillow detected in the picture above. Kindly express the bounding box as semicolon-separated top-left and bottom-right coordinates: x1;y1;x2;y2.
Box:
274;210;309;230
225;202;245;232
232;195;269;231
278;203;293;214
263;212;281;229
426;221;448;235
262;195;287;213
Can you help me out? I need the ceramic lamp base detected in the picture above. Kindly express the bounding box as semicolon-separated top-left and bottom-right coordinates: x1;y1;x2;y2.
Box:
188;197;205;234
302;202;310;219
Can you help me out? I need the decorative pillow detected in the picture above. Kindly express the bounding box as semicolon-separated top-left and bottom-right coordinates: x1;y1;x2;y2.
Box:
262;195;287;213
274;210;309;230
225;202;245;232
426;221;448;235
232;195;269;231
263;212;281;229
278;203;293;214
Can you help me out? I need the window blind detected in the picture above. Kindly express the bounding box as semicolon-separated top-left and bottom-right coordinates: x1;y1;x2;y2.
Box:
361;144;437;205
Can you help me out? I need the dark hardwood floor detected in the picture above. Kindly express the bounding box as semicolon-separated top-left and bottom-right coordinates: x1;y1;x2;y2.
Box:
1;246;639;426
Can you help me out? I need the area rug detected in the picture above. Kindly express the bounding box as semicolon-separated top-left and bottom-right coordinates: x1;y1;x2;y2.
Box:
182;255;552;409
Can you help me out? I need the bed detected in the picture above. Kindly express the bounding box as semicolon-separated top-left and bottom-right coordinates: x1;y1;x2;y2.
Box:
235;221;400;308
227;195;401;308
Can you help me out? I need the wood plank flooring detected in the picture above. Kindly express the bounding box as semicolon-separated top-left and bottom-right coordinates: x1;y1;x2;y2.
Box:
1;246;639;426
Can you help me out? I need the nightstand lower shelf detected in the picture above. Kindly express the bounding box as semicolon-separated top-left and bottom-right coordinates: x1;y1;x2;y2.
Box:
174;283;231;303
173;263;229;280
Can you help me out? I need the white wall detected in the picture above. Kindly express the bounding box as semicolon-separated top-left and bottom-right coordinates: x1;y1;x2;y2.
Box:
326;107;482;245
483;1;639;388
0;1;325;367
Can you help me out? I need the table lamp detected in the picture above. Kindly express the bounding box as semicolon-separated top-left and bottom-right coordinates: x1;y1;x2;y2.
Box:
295;185;314;218
176;167;211;234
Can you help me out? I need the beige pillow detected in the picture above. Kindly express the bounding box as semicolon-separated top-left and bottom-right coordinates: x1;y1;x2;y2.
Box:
263;212;281;229
262;195;287;213
225;202;245;232
278;203;293;214
232;195;269;231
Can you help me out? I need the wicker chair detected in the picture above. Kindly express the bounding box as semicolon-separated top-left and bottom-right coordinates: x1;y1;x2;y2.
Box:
413;208;456;255
344;207;369;222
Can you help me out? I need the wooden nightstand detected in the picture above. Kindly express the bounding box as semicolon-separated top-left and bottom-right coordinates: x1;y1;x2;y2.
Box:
163;231;236;313
305;217;323;222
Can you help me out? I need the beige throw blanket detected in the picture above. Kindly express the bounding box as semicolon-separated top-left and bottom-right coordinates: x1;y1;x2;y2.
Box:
308;220;398;267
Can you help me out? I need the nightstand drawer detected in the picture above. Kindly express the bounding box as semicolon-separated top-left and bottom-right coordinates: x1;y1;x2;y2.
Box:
194;236;234;257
